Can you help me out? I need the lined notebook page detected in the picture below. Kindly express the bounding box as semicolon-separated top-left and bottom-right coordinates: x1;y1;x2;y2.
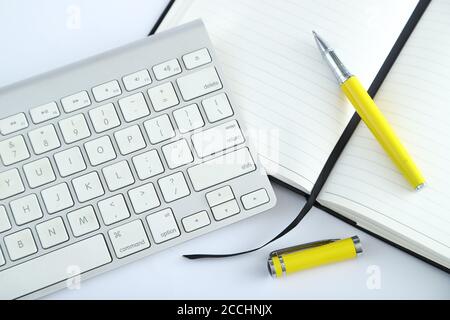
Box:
319;0;450;268
159;0;417;193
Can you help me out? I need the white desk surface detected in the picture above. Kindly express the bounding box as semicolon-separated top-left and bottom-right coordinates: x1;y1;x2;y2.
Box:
1;0;448;299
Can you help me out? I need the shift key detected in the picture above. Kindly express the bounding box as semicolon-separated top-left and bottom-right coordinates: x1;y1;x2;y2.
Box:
187;147;256;191
176;67;222;101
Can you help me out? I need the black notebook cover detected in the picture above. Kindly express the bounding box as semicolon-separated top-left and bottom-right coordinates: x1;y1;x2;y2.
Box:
150;0;448;272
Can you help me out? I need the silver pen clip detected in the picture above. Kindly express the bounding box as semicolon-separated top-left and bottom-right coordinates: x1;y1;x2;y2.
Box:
269;238;340;257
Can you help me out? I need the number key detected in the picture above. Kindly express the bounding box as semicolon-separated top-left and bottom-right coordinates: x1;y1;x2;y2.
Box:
28;124;61;154
88;103;120;133
0;135;30;165
59;114;91;144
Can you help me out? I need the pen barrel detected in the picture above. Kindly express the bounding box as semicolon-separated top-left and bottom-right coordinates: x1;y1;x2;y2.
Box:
341;76;425;189
270;238;359;277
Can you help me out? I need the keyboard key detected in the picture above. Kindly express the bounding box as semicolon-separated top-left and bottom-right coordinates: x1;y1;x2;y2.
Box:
88;103;121;133
72;172;104;202
0;234;111;299
144;114;175;144
158;172;190;202
123;69;152;91
0;205;12;233
176;67;222;101
202;93;233;123
10;194;43;226
191;120;244;158
36;217;69;249
146;208;180;244
153;59;182;80
84;135;116;166
173;104;204;133
206;185;234;207
41;183;74;214
92;80;122;102
59;114;91;144
28;124;61;155
0;113;28;135
147;82;179;111
61;91;91;113
182;48;211;69
0;248;4;266
4;228;37;261
67;206;99;237
23;157;56;188
182;211;211;232
102;161;134;191
132;150;164;180
188;147;256;191
30;102;60;124
128;182;160;214
118;92;150;122
162;139;193;169
114;125;146;155
108;220;150;258
211;199;240;221
241;189;270;210
0;169;25;200
98;194;130;226
0;135;30;165
54;147;86;177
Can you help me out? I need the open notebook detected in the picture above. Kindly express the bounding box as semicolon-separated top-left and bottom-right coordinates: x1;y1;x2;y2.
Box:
157;0;450;270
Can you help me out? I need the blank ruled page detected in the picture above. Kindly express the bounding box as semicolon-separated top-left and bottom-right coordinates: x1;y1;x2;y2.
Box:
159;0;417;192
319;0;450;268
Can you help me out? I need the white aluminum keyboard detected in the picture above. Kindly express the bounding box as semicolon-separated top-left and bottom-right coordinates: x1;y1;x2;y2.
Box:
0;20;276;299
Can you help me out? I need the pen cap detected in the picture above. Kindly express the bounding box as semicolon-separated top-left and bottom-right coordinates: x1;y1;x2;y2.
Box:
268;236;362;278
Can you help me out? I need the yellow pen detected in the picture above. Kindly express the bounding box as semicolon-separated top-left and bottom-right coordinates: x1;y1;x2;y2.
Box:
312;31;425;190
268;236;363;278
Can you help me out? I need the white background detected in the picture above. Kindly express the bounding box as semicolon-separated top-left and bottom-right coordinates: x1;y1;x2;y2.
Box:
0;0;448;299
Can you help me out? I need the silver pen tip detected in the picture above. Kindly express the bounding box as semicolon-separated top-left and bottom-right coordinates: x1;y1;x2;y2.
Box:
311;31;352;84
312;30;331;56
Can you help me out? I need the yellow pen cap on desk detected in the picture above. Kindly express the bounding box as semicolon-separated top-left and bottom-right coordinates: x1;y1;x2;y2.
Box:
268;236;363;278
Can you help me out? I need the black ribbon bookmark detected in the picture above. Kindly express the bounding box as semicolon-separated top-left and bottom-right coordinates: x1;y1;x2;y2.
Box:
183;113;361;260
180;0;431;260
183;193;313;259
